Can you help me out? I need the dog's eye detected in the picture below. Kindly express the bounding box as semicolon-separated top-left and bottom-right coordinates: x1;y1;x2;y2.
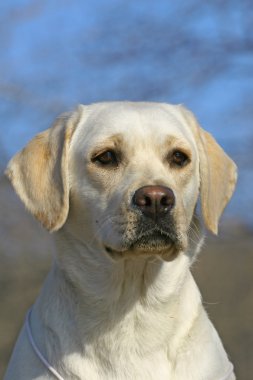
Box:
93;150;118;166
171;150;189;167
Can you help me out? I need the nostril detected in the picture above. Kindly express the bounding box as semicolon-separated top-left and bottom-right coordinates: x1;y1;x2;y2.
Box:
160;193;175;208
161;196;169;206
145;196;152;207
133;192;153;208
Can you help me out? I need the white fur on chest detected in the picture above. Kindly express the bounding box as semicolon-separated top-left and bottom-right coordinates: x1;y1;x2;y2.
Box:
63;350;172;380
60;298;176;380
46;255;204;379
4;254;234;380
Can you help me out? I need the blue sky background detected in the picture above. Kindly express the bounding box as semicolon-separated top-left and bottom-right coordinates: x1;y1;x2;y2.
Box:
1;0;253;224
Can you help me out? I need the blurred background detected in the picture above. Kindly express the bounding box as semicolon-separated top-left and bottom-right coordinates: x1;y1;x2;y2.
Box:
0;0;252;378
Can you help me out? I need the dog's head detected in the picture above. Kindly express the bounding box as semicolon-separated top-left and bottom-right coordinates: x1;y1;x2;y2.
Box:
6;102;237;261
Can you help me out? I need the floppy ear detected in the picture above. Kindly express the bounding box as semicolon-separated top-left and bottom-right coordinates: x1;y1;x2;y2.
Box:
5;105;83;232
178;106;237;234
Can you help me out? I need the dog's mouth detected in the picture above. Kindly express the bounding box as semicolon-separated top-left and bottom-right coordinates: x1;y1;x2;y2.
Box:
130;228;177;250
105;225;183;261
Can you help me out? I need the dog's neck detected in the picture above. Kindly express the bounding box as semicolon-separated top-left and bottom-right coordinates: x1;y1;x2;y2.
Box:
33;228;202;372
53;227;192;306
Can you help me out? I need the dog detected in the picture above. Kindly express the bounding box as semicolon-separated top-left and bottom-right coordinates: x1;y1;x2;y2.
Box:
4;102;237;379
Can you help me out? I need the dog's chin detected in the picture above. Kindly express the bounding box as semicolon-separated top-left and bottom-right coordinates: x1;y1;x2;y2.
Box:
104;231;182;262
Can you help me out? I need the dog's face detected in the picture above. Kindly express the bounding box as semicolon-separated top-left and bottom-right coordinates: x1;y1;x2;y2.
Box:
68;103;200;260
6;102;237;262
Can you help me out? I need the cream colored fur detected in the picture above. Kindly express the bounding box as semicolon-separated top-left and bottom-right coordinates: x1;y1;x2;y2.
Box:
4;102;237;379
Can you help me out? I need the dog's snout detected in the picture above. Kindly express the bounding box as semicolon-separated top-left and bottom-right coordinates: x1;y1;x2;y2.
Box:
133;185;175;220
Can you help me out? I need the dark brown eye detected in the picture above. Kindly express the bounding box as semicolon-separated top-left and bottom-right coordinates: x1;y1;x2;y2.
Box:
93;150;118;166
172;150;189;167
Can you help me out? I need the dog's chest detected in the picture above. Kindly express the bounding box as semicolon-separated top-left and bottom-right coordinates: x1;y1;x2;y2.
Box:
62;304;176;380
63;347;172;380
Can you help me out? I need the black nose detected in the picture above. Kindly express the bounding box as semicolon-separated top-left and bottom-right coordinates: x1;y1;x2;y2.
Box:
133;185;175;220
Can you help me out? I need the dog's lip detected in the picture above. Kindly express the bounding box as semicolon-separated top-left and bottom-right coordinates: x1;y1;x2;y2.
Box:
135;227;178;244
104;228;179;256
104;241;180;262
104;245;122;254
104;245;126;261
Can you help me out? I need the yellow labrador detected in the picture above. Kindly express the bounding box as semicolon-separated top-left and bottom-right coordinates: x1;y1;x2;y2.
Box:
4;102;237;380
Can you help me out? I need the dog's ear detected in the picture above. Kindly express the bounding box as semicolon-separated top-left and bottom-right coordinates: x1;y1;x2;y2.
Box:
5;105;83;232
178;105;237;234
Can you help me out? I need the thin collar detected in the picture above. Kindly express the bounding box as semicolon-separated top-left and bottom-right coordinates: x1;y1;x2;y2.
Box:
25;308;64;380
